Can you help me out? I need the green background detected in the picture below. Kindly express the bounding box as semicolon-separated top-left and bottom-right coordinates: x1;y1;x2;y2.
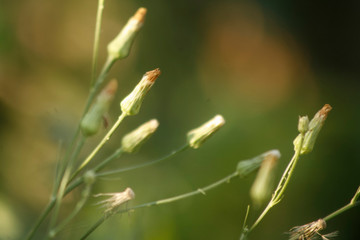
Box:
0;0;359;239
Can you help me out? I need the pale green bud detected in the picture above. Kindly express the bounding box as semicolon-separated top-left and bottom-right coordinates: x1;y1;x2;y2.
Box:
187;115;225;149
301;104;332;154
250;151;279;207
122;119;159;153
81;79;118;137
83;170;96;185
236;150;280;178
298;116;309;133
107;8;146;60
120;68;161;115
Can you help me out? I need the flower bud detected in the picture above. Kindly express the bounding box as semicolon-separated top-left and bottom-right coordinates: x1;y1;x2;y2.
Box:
95;187;135;214
83;170;96;185
122;119;159;153
120;68;161;115
301;104;332;154
236;150;281;178
298;116;309;134
107;8;147;60
81;79;118;137
187;115;225;149
250;151;279;207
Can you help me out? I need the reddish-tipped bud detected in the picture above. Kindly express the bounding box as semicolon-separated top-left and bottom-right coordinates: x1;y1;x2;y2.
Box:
120;68;161;115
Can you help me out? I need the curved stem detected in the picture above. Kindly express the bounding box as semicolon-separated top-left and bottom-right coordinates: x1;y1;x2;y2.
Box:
97;144;189;177
80;171;239;239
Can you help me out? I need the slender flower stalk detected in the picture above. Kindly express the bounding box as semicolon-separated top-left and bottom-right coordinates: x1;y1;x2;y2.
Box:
244;105;332;237
80;151;273;239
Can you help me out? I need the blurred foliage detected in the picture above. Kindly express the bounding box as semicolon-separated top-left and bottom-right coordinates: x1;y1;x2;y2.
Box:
0;0;359;239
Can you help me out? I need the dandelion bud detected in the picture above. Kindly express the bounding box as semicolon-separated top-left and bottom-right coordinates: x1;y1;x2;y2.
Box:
122;119;159;153
95;187;135;214
81;79;118;137
298;116;309;134
107;8;147;60
250;151;279;207
186;115;225;149
120;68;161;115
301;104;332;154
237;150;280;178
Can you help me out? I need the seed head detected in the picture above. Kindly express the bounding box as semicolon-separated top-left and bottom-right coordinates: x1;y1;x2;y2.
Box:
289;219;337;240
120;68;161;115
186;115;225;149
95;187;135;214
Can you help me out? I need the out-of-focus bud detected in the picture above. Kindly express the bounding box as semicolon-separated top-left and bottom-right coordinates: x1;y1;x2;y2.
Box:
250;151;279;207
120;68;161;116
122;119;159;153
94;187;135;214
236;150;281;178
83;170;96;185
81;79;118;137
298;116;309;134
300;104;332;154
186;115;225;149
107;8;147;60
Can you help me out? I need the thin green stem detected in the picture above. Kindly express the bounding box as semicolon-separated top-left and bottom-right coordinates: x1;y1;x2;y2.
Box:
48;136;86;238
90;0;105;87
93;148;123;172
97;144;189;177
49;184;93;238
80;171;239;239
323;186;360;221
248;133;305;232
72;112;127;179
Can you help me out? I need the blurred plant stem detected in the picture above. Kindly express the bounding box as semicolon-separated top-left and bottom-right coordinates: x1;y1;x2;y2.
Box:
80;171;241;239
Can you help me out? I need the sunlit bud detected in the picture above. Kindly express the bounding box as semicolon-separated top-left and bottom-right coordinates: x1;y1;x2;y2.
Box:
298;116;309;134
122;119;159;153
187;115;225;149
94;187;135;214
81;79;118;137
301;104;332;154
250;151;279;207
107;8;147;60
120;68;161;115
236;150;281;178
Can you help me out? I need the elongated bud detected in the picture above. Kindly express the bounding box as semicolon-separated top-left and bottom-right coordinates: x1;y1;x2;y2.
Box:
250;151;279;207
107;8;147;60
300;104;332;154
94;187;135;214
81;79;118;137
122;119;159;153
298;116;309;133
187;115;225;149
121;68;161;115
236;150;281;177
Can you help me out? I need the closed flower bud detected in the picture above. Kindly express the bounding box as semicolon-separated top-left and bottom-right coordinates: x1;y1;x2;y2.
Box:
237;150;281;178
95;187;135;214
250;151;279;207
122;119;159;153
107;8;147;60
298;116;309;134
187;115;225;149
120;68;161;115
81;79;118;137
301;104;332;154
